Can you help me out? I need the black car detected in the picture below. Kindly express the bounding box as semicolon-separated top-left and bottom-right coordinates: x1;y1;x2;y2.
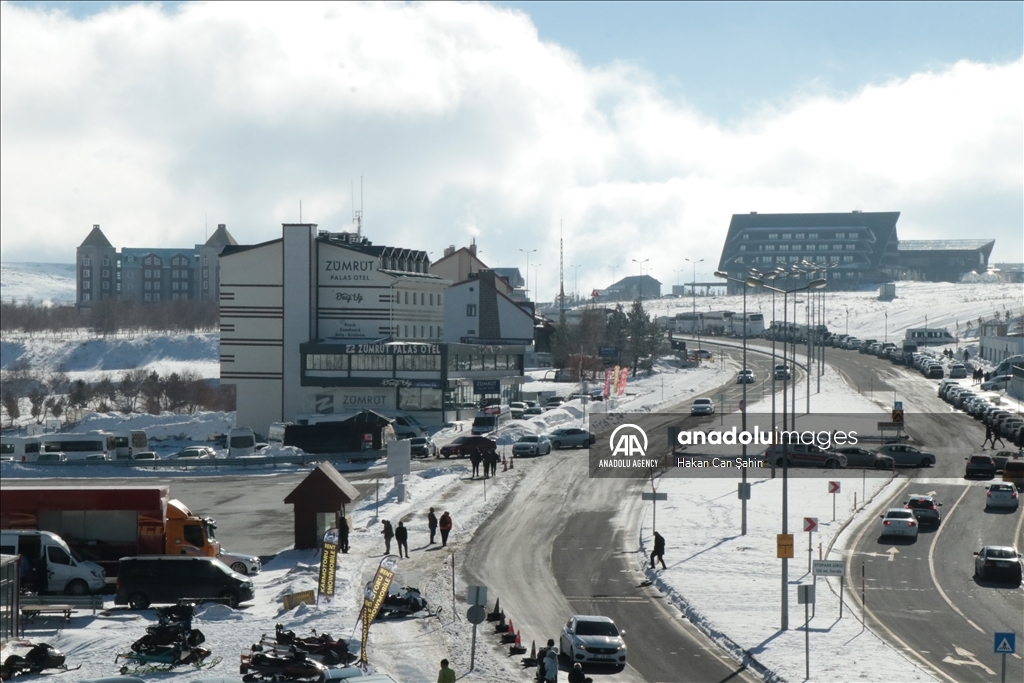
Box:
965;454;997;478
974;546;1023;584
905;495;942;527
115;556;254;609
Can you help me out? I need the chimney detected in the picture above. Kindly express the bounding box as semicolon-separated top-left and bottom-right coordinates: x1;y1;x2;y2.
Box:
469;237;477;256
444;245;455;257
93;224;100;229
218;223;226;228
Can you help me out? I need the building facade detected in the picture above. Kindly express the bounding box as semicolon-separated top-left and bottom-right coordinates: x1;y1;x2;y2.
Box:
75;224;237;306
219;225;526;434
443;270;535;344
896;240;995;282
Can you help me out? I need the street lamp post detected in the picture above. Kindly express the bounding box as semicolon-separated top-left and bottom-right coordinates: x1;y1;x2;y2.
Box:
748;275;826;632
533;264;542;303
685;258;704;350
632;258;650;301
570;264;581;303
519;248;536;300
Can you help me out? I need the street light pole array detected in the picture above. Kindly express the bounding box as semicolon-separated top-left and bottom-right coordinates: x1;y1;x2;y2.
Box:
685;257;704;350
632;258;650;301
519;248;536;301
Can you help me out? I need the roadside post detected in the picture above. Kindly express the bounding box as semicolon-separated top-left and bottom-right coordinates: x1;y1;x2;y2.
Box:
466;585;488;671
812;559;845;619
803;518;817;573
642;490;668;535
386;440;411;503
798;584;815;679
994;632;1015;683
828;481;840;521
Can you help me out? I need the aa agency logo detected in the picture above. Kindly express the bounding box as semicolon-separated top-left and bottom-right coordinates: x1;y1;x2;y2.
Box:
609;424;648;457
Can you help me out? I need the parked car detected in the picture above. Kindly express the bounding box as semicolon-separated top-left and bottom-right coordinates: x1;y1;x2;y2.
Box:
545;396;566;408
973;546;1023;584
115;556;255;609
980;375;1012;391
85;453;109;461
879;508;919;538
965;454;997;478
512;435;552;457
873;444;936;467
559;615;627;666
690;398;715;416
991;451;1020;472
409;436;436;458
439;436;496;459
736;369;755;384
131;451;161;461
764;443;846;469
172;447;216;460
36;453;67;463
1003;459;1024;490
904;494;942;527
832;447;894;469
546;428;595;450
523;406;545;417
217;549;261;575
985;483;1019;510
509;402;527;419
948;363;968;379
925;364;944;379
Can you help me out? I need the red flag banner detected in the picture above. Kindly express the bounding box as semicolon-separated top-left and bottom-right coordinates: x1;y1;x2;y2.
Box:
603;368;613;399
617;367;629;395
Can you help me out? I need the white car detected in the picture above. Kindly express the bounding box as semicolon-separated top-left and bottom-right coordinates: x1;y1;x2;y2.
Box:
218;550;261;575
986;483;1019;510
879;508;919;538
736;369;755;384
981;375;1012;391
560;615;627;666
690;398;715;416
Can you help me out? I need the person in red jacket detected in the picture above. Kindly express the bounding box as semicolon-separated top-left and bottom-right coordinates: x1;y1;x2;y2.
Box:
438;512;453;547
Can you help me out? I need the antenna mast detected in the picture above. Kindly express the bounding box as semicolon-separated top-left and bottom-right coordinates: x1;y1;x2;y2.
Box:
354;176;363;238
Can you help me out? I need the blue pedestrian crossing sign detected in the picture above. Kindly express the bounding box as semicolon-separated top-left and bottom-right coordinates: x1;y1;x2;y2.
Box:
993;632;1015;654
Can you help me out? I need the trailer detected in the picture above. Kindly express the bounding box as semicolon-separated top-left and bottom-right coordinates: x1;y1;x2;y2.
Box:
0;486;220;577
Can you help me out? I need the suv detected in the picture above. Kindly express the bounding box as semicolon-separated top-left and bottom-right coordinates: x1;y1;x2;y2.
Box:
905;494;942;527
115;556;254;609
690;398;715;416
965;454;997;478
773;365;791;380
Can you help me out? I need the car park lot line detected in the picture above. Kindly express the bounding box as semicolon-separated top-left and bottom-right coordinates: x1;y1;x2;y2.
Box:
925;485;983;634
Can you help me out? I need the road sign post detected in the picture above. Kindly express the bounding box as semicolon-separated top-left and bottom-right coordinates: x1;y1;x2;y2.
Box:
803;518;818;573
642;490;667;535
777;534;794;559
798;584;815;679
828;481;840;521
466;585;488;672
813;560;845;619
994;632;1015;683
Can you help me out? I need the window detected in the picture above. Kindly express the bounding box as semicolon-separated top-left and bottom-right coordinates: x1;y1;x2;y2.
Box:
765;245;775;251
145;282;151;290
102;269;109;278
782;233;792;240
429;293;434;306
127;255;135;263
82;293;91;302
183;525;204;548
144;293;151;301
739;245;746;252
789;256;799;262
83;268;91;278
807;244;815;251
181;281;187;290
779;244;788;251
795;233;805;239
437;294;442;307
849;232;858;239
153;293;160;301
350;355;394;371
102;257;109;266
808;233;818;239
836;232;845;239
102;281;109;290
742;233;749;240
404;325;408;337
768;233;778;240
144;269;151;278
203;267;209;278
429;325;434;338
467;304;477;317
831;271;841;279
172;293;179;301
203;256;208;266
83;280;91;290
405;291;409;305
47;546;72;565
154;281;160;290
845;244;856;250
843;255;854;263
174;282;181;291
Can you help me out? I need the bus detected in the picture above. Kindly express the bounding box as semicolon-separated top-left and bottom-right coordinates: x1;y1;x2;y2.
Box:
0;436;41;462
37;432;114;461
730;313;765;338
904;328;957;346
672;312;703;334
109;430;149;459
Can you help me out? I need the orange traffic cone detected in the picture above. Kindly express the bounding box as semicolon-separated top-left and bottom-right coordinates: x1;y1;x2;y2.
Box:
530;640;536;659
515;630;521;646
507;618;514;633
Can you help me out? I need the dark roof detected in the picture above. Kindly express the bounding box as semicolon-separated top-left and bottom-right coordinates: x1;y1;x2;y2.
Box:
897;239;995;252
80;226;113;248
283;461;360;507
204;224;238;248
220;238;283;257
608;274;662;290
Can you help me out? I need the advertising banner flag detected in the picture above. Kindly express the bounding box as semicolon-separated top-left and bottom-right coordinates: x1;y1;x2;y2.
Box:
358;555;399;665
316;528;339;607
617;367;629;395
603;369;613;399
611;365;621;394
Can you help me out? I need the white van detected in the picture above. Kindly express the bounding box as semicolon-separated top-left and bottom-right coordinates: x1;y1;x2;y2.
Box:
471;404;512;435
0;530;106;595
0;436;41;462
380;412;429;439
228;427;256;457
109;430;149;459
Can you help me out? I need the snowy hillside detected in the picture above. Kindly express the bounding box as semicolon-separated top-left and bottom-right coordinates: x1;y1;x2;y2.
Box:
0;262;76;304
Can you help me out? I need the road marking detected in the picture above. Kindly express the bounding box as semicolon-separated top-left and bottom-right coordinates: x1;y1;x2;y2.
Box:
941;646;996;675
926;485;984;634
885;547;899;561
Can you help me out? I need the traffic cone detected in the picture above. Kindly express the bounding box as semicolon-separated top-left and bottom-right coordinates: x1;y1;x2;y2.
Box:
507;618;514;633
530;640;536;659
509;629;527;655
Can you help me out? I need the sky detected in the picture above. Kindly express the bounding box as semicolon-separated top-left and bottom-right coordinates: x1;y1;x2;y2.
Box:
1;1;1021;300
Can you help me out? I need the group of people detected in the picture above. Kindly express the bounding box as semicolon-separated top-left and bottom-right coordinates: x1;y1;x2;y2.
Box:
469;449;501;478
381;508;454;557
532;639;589;682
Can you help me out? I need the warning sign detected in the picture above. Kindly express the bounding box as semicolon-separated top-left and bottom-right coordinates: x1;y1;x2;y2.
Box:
777;533;794;559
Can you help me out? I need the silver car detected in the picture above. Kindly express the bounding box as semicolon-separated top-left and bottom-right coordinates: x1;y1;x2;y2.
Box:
546;428;595;450
833;447;894;469
874;444;936;467
512;435;552;457
218;550;261;575
560;615;627;666
986;483;1019;510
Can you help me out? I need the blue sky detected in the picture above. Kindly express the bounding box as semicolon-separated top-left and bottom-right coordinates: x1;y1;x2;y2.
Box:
1;1;1021;293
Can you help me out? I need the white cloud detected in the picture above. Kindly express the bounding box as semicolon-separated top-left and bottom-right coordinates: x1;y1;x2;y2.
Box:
1;1;1020;298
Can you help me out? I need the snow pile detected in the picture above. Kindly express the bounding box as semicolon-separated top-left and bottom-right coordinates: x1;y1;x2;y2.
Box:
0;262;76;304
77;410;235;441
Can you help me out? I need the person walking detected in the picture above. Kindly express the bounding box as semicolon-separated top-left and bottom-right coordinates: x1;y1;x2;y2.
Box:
436;658;456;683
543;646;559;682
439;512;453;547
427;507;438;545
488;449;499;477
982;424;995;449
339;516;350;554
470;450;482;478
395;521;409;558
650;530;667;570
381;520;394;555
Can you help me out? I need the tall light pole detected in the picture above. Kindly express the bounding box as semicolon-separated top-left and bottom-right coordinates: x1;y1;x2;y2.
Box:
748;275;826;631
632;258;649;301
533;264;542;303
519;248;536;301
715;270;756;536
570;264;581;302
685;258;704;350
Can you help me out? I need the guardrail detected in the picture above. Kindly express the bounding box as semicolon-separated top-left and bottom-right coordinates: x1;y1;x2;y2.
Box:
16;451;382;471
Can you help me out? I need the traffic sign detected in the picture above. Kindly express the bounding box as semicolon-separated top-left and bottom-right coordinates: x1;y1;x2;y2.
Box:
737;482;751;500
467;585;487;607
891;409;904;423
994;632;1015;654
797;584;815;604
828;481;841;494
803;517;818;533
894;401;903;410
642;492;668;501
777;534;794;559
812;560;845;577
467;605;486;625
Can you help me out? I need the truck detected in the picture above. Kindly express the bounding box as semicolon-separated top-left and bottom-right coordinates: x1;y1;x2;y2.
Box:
0;485;220;578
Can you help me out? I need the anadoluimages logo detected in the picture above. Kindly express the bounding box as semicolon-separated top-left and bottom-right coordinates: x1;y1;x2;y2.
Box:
609;424;648;457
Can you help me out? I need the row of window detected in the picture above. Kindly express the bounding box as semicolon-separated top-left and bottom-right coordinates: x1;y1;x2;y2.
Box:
401;325;440;339
447;354;521;372
306;354;444;372
735;255;857;265
82;255;211;267
742;231;859;241
751;244;858;252
399;291;442;306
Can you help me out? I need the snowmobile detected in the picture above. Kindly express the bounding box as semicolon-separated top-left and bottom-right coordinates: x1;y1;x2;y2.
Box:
269;623;355;666
240;646;328;681
0;643;78;679
374;585;430;619
117;638;214;674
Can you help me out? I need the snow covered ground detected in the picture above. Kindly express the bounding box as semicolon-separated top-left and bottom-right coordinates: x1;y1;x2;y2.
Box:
0;262;76;305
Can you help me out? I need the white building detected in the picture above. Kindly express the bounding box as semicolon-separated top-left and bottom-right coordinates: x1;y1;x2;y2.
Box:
443;270;534;345
219;224;526;435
